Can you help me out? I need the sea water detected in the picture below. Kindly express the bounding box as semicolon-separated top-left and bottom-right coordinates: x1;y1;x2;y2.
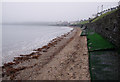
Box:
2;25;73;65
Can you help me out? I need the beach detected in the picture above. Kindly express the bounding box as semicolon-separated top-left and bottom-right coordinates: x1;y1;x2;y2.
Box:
2;27;90;80
0;67;1;81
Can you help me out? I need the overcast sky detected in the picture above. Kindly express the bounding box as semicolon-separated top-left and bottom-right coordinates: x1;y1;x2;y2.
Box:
2;2;118;23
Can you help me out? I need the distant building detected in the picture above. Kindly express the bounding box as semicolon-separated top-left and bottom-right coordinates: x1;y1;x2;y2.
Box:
92;14;98;18
69;21;80;25
118;1;120;6
56;21;70;26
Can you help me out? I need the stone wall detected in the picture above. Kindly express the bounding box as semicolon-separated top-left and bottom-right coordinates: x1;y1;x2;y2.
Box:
85;8;120;48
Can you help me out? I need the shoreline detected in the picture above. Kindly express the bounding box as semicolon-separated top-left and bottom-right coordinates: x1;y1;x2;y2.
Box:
2;26;73;65
2;27;90;80
2;27;76;80
2;27;74;66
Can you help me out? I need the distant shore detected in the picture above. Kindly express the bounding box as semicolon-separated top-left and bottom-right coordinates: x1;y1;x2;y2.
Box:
2;27;90;80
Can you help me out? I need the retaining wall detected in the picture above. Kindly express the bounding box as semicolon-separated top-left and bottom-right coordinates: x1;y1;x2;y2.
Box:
85;8;120;48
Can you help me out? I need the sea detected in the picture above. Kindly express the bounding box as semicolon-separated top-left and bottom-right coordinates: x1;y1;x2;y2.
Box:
2;24;73;65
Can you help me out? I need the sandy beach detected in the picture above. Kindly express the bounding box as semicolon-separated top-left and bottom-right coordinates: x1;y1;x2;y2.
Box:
2;27;90;80
0;67;2;81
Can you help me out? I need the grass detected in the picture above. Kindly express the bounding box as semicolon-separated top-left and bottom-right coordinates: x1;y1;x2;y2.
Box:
86;31;117;80
85;8;119;80
79;20;89;24
87;31;114;51
92;9;118;23
83;28;119;80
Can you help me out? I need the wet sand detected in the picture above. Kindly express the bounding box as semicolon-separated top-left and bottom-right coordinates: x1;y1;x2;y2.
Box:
2;27;90;80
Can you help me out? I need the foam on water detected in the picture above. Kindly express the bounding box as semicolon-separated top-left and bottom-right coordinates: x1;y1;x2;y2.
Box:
2;25;73;65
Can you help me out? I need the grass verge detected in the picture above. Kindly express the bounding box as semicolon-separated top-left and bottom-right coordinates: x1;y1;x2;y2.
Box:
79;20;89;24
85;30;119;80
87;31;114;51
92;9;118;23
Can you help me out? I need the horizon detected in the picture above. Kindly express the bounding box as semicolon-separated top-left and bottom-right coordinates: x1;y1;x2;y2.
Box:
2;2;118;24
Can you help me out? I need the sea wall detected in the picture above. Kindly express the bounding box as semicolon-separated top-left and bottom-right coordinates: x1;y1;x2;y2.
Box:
85;8;120;48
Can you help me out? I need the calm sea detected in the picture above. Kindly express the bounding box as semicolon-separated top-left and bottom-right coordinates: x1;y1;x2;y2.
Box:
2;25;73;64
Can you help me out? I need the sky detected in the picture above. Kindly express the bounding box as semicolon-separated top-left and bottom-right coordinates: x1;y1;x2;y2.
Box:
2;2;119;23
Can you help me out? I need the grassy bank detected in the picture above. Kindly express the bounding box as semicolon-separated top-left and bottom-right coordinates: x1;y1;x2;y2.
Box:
79;20;89;24
81;30;119;80
92;9;118;23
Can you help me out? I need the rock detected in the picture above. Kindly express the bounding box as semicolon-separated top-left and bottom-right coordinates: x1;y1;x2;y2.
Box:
89;43;92;45
36;48;42;51
41;45;48;49
14;61;20;64
5;66;27;77
14;56;30;61
31;55;40;59
42;49;47;52
4;62;15;67
48;43;53;47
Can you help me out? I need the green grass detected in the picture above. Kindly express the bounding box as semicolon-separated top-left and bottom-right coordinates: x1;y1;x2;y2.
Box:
79;20;89;24
87;32;114;51
92;9;118;23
